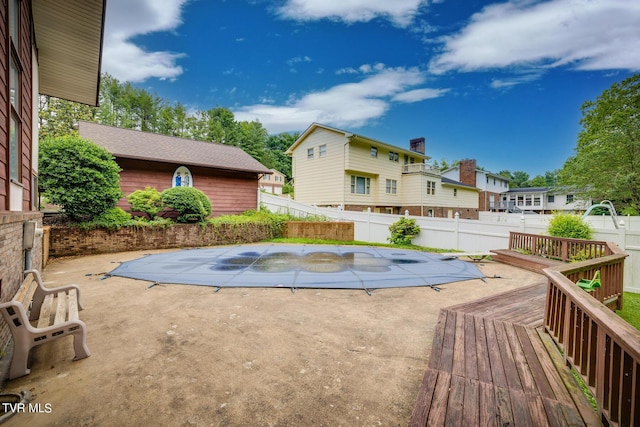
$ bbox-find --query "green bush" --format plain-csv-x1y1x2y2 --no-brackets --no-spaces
79,207,132,230
39,134,122,220
388,217,421,245
547,212,593,240
160,187,212,223
128,187,163,219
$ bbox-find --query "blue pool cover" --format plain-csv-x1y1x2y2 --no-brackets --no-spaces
109,244,485,291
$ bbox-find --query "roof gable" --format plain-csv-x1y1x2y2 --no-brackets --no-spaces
78,122,271,174
287,122,429,160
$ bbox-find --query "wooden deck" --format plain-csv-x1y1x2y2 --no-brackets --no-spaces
409,282,602,427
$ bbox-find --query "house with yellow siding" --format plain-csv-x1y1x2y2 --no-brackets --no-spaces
286,123,480,219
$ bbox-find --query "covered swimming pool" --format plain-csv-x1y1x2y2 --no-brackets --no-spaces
109,244,485,292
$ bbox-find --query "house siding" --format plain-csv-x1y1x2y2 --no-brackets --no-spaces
117,158,260,216
0,0,45,356
289,124,479,217
291,127,345,206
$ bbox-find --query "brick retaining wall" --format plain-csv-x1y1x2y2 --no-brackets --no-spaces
49,223,280,257
283,222,354,241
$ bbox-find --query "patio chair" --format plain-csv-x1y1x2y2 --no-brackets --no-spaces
576,270,601,292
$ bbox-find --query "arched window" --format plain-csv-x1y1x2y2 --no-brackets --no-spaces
172,166,193,188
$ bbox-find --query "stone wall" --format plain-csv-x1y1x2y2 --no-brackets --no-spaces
48,223,280,258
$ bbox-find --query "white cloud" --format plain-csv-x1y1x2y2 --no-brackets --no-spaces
277,0,429,27
490,73,543,89
102,0,188,82
392,88,449,102
233,66,447,133
430,0,640,74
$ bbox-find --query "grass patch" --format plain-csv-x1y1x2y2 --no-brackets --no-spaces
617,292,640,331
265,237,454,253
571,368,598,411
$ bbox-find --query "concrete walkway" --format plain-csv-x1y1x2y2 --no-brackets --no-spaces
1,248,544,426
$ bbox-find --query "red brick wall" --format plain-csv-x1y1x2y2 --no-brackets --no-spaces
0,212,43,348
48,222,280,258
116,158,260,216
459,159,477,187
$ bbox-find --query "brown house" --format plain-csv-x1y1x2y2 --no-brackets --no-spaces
0,1,105,350
78,121,272,216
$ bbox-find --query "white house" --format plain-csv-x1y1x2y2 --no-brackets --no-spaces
286,123,480,218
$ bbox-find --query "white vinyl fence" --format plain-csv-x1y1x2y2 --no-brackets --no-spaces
260,193,640,293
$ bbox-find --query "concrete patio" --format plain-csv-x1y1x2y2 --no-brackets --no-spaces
1,247,544,426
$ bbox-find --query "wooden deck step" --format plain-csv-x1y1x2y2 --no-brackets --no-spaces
446,282,547,327
410,283,601,427
491,249,564,274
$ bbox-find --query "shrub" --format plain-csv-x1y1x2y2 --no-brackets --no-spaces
80,207,132,230
388,218,421,245
160,187,212,223
128,187,163,219
547,212,593,240
39,134,122,220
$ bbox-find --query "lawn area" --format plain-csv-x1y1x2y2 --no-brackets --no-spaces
617,292,640,331
265,237,456,253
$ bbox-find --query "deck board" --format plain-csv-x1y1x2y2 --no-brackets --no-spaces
409,281,601,426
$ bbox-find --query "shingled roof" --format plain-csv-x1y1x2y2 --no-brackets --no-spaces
78,121,271,174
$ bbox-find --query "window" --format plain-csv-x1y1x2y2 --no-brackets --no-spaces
8,0,21,184
525,195,532,206
426,181,435,195
385,179,397,194
388,151,399,162
351,175,370,195
517,196,524,206
566,194,574,203
319,144,326,157
371,147,377,157
534,196,541,206
275,176,281,182
548,195,555,203
453,188,457,197
9,117,19,181
307,148,314,159
172,166,193,187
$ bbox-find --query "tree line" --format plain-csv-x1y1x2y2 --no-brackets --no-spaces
39,72,640,213
38,74,295,181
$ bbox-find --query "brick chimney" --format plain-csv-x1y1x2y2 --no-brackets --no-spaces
459,159,476,187
409,137,425,154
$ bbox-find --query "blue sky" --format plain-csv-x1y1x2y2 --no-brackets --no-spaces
101,0,639,177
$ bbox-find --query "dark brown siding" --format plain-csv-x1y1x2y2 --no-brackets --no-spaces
116,158,260,216
0,0,7,208
19,0,32,210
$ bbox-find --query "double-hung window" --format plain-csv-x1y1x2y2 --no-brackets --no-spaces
8,0,21,183
351,176,370,195
385,179,397,194
426,181,435,195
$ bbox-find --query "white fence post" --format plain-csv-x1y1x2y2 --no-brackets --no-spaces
367,207,372,242
520,215,526,232
454,212,460,250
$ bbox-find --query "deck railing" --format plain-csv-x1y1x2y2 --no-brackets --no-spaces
543,242,637,427
509,231,612,263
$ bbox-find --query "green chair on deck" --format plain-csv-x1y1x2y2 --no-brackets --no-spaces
576,270,601,292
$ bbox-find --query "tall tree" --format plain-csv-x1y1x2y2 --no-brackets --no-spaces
266,132,298,179
559,74,640,210
38,96,96,139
